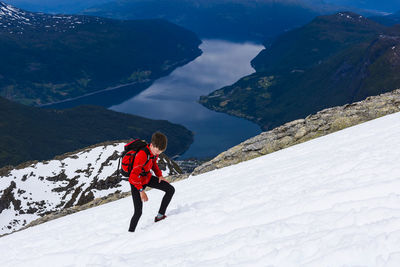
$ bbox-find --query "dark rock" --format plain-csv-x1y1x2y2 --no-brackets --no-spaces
0,181,17,213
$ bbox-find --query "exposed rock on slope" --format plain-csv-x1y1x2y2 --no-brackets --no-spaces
18,173,189,235
193,89,400,175
0,141,182,235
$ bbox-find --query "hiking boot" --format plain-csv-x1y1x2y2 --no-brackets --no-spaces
154,214,167,222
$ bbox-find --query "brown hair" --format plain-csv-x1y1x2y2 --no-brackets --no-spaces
151,131,168,151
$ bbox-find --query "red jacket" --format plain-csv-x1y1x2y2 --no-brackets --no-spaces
129,145,162,190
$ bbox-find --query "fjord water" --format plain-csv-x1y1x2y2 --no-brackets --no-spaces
46,40,264,159
110,40,264,159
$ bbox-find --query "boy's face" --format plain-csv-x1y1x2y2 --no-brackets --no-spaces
149,143,164,156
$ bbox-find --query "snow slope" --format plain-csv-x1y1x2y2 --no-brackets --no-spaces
1,112,400,266
0,142,180,235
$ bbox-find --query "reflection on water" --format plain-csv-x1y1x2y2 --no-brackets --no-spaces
111,40,264,159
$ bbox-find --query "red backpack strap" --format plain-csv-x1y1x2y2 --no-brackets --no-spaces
139,146,155,177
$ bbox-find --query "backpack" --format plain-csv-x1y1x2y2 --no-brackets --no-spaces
117,139,152,179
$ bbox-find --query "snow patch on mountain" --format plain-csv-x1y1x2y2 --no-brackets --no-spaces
0,1,104,34
0,2,28,20
335,11,371,23
0,142,180,235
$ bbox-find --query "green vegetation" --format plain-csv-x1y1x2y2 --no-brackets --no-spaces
200,12,400,130
0,14,201,106
0,97,193,168
125,70,152,83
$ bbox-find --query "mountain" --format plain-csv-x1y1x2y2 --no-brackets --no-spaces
324,0,400,13
3,0,112,14
200,12,400,130
0,109,399,265
0,141,182,235
370,11,400,26
82,0,324,42
0,96,193,167
0,2,202,105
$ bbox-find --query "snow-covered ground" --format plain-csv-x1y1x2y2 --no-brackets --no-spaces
1,112,400,266
0,142,179,235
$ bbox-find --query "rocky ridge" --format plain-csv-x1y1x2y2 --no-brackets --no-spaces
193,88,400,175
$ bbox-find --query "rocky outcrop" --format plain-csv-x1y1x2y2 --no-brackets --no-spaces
0,172,188,238
4,173,190,237
0,141,182,235
192,89,400,175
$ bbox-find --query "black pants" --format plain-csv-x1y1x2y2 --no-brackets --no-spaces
129,176,175,232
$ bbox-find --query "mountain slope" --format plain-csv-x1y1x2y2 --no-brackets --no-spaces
324,0,400,13
3,0,112,14
0,111,399,265
83,0,322,42
0,96,193,167
0,141,182,235
370,11,400,26
0,2,201,105
200,12,400,130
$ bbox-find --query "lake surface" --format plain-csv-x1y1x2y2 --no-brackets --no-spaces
110,40,264,159
46,39,264,159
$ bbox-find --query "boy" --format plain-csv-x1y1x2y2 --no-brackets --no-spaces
128,132,175,232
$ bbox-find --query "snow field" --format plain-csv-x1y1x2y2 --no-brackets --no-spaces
1,112,400,266
0,141,175,234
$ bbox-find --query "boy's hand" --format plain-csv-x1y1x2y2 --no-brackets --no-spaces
140,191,148,202
158,176,169,183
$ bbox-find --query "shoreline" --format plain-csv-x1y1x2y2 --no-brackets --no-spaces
37,55,202,108
37,79,152,108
